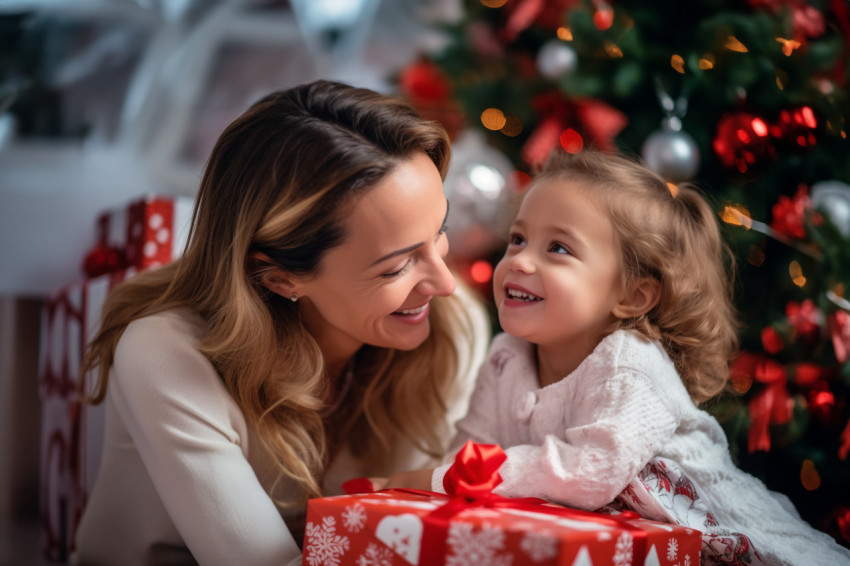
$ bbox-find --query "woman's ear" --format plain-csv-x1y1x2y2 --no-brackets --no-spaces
248,251,298,298
612,277,660,320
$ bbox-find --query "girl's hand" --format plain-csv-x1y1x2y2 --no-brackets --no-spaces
383,469,434,491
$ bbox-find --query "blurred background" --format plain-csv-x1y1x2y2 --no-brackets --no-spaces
1,0,848,563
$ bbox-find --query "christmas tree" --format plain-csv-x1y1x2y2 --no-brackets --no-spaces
398,0,850,546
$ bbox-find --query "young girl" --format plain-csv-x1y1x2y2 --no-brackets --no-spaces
385,150,850,565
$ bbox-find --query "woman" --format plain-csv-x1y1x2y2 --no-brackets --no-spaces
72,80,489,566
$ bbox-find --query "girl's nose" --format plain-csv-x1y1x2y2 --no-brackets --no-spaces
509,249,535,274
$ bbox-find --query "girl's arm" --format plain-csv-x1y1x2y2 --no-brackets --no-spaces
433,369,679,510
111,315,301,566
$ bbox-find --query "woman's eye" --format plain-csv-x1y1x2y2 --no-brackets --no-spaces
382,260,412,279
439,222,449,235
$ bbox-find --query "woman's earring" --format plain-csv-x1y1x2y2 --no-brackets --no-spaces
290,292,298,302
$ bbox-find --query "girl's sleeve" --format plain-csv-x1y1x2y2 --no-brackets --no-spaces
495,371,679,510
434,369,679,510
110,318,301,566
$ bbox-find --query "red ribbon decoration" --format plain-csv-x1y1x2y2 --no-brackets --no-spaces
414,441,650,565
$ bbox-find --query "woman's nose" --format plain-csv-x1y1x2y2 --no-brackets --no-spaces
418,248,456,297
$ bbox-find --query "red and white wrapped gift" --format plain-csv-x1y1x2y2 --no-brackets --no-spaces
38,268,135,561
303,443,701,566
93,193,193,273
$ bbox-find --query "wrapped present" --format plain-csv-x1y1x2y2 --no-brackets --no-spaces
83,194,193,276
39,268,135,560
303,443,701,566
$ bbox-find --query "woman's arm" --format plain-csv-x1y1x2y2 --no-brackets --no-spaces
111,314,301,566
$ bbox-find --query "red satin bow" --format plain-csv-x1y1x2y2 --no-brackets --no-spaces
442,441,507,498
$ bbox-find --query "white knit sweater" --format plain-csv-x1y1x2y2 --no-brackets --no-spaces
73,290,489,566
432,330,850,565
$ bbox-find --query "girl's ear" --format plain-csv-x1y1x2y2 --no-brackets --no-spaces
612,277,660,320
248,251,299,298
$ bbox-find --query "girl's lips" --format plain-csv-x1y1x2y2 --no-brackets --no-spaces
503,284,543,306
390,301,430,325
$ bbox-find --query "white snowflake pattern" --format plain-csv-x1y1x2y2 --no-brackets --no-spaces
356,542,394,566
684,554,691,566
445,522,513,566
519,530,558,562
612,532,633,566
667,537,679,561
304,516,351,566
342,503,367,533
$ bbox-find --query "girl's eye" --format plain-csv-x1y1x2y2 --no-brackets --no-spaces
508,233,526,246
382,259,413,279
549,242,570,254
439,222,449,235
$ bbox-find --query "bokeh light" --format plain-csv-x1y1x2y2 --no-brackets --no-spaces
481,108,507,131
560,129,584,153
470,260,494,284
801,459,821,491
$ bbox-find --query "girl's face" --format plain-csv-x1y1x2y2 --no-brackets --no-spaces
493,178,626,369
295,152,455,361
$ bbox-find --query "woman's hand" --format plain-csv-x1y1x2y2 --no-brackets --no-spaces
381,469,434,491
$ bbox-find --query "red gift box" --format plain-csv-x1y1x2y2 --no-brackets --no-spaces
303,490,701,566
303,443,701,566
38,268,135,561
89,194,193,274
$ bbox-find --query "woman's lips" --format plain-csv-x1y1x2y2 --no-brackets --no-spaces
390,301,430,324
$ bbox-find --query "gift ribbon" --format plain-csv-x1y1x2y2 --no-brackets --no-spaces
410,441,650,565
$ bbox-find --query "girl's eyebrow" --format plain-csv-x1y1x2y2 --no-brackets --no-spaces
369,200,449,267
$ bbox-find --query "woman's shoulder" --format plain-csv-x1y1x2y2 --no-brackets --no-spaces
113,308,215,389
122,308,204,343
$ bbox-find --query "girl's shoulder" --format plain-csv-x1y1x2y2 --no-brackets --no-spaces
591,330,678,383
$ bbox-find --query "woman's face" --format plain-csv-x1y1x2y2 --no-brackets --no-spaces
294,151,455,360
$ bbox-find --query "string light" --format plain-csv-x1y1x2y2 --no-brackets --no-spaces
671,54,685,74
789,260,807,287
724,35,749,53
800,459,821,491
604,42,623,58
480,0,507,8
721,206,822,260
698,54,715,70
501,115,523,137
557,27,573,41
481,108,507,130
748,245,766,267
666,182,679,197
776,37,801,56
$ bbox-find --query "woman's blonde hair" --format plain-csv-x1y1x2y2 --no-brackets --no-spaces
536,150,739,403
82,80,476,504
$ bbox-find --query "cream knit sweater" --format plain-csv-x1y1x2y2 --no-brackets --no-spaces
432,330,850,565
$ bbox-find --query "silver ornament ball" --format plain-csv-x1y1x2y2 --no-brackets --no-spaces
537,40,577,79
642,129,700,182
811,180,850,237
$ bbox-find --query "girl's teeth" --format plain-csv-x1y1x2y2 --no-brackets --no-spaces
508,289,541,301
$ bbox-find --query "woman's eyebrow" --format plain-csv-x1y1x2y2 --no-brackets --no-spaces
368,200,449,268
370,242,424,267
